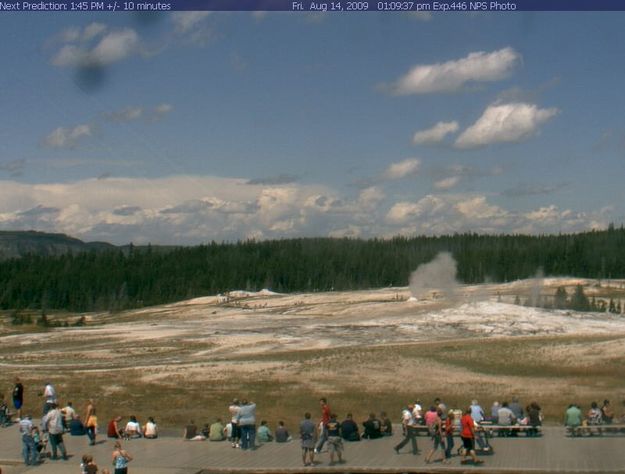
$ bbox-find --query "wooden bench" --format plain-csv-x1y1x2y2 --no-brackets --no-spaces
479,423,543,437
566,424,625,437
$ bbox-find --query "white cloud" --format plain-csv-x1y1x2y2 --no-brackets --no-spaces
412,121,459,145
106,106,143,122
455,102,559,149
434,176,461,190
383,158,421,180
171,12,211,33
0,176,612,244
152,103,173,120
390,47,520,95
52,28,139,67
43,124,92,149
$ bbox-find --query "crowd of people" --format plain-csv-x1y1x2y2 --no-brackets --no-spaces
4,377,625,471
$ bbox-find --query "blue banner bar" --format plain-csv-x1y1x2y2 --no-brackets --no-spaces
2,0,625,11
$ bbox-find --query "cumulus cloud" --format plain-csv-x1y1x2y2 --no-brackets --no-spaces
171,12,211,33
0,175,612,244
383,158,421,180
434,176,461,190
52,28,140,67
384,193,610,237
412,121,459,145
455,102,559,149
43,124,92,149
389,47,520,95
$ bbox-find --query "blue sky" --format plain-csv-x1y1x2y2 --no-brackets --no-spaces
1,11,624,244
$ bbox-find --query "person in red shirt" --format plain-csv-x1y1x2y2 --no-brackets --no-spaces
460,407,483,465
314,398,331,453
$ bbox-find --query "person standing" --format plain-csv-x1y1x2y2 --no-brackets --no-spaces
41,403,68,461
13,378,24,421
314,397,331,453
42,382,57,416
228,399,241,448
300,412,316,467
238,399,257,450
19,415,38,466
111,441,133,474
325,413,344,466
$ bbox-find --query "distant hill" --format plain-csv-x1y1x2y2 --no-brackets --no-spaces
0,230,115,260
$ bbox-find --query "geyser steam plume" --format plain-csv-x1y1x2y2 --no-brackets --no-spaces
409,252,458,300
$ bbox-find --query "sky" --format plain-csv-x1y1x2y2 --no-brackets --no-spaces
1,11,624,245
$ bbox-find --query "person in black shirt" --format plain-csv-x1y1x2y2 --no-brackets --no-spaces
13,377,24,421
362,413,382,439
340,413,360,441
325,414,344,465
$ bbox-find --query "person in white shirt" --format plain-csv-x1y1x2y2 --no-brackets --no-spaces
143,417,158,439
42,383,57,415
124,415,142,439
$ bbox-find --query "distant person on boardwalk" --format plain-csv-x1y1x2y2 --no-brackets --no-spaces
602,400,614,424
208,418,224,441
238,399,257,450
85,403,98,446
380,411,393,436
62,401,76,430
470,400,485,424
394,404,419,455
125,416,142,439
41,403,68,461
112,441,133,474
443,410,455,464
509,397,524,420
144,417,158,439
108,417,124,439
275,421,290,442
527,402,542,436
314,397,331,453
460,407,483,465
340,413,360,441
257,420,273,442
325,413,344,465
13,377,24,421
42,382,57,416
19,414,38,466
228,398,241,448
490,401,500,422
565,404,583,436
70,415,86,436
300,412,316,466
362,413,382,439
425,408,445,464
183,420,205,441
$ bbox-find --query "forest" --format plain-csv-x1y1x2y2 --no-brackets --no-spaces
1,225,625,312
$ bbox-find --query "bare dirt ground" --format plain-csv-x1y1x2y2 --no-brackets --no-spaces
1,278,625,429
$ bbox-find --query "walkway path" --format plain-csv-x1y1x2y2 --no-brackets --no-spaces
1,424,624,473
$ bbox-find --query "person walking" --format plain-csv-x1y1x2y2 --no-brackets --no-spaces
314,397,331,453
443,410,455,463
41,403,68,461
394,404,419,455
460,407,483,465
425,408,445,464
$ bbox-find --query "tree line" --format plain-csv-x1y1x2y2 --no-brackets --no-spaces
1,226,625,312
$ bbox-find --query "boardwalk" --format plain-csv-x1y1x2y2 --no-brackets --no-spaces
1,424,624,474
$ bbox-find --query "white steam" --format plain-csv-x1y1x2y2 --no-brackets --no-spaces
409,252,459,300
